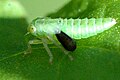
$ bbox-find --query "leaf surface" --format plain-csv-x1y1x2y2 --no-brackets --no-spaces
0,0,120,80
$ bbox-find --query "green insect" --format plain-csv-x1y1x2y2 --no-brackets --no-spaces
26,17,116,63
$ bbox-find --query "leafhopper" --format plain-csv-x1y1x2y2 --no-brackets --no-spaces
26,17,116,63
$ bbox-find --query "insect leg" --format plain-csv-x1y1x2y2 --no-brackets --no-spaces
25,39,53,63
24,39,43,55
41,38,53,64
47,34,74,61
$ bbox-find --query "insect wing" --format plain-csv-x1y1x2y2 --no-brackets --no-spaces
55,31,76,51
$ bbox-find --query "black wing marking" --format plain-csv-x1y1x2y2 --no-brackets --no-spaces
55,31,76,51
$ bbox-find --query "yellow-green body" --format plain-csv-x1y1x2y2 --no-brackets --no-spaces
26,17,116,63
28,17,116,39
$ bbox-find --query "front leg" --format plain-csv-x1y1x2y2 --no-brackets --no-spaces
25,39,53,64
24,39,43,55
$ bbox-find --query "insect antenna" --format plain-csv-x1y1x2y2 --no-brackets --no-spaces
24,32,30,36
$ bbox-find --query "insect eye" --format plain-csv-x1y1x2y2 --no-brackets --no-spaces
27,25,36,33
31,27,34,30
30,26,36,33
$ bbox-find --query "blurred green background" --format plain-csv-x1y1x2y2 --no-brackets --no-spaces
0,0,120,80
19,0,70,19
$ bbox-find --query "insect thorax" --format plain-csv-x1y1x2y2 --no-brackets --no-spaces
32,17,63,35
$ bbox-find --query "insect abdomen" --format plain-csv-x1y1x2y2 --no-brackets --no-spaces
60,18,116,39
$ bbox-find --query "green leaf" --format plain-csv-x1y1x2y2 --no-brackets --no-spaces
0,0,120,80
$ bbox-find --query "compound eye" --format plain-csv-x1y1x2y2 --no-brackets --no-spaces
27,25,36,33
